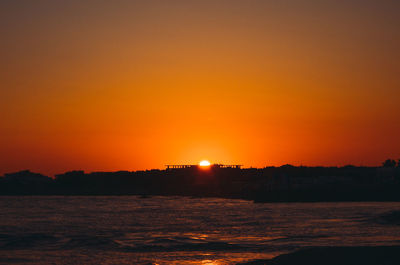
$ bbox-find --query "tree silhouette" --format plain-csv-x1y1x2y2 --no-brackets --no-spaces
383,159,396,168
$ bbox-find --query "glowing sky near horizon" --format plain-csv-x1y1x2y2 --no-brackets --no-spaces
1,0,400,175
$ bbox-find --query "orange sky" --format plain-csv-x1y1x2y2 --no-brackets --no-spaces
1,1,400,175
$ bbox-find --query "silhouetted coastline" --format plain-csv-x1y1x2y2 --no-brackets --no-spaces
1,163,400,202
237,246,400,265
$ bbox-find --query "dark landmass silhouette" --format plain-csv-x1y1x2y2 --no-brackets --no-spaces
372,210,400,225
237,246,400,265
1,163,400,202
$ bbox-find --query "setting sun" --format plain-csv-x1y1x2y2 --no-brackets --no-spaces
199,160,211,167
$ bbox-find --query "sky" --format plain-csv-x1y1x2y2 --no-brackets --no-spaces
1,0,399,175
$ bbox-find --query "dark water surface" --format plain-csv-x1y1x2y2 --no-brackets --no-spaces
0,196,399,264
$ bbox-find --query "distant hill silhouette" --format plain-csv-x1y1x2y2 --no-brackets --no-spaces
1,163,400,202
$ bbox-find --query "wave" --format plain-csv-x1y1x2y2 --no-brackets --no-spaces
0,257,34,264
0,233,60,250
374,211,400,225
0,233,262,252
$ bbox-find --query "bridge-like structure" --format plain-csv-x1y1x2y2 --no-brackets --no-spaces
165,165,196,169
165,164,242,170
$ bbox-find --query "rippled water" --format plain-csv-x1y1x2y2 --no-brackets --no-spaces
0,196,399,264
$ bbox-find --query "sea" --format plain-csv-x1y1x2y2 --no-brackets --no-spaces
0,196,399,265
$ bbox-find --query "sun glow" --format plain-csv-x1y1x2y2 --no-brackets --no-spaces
199,160,211,167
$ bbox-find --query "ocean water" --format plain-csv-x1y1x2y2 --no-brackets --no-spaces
0,196,399,265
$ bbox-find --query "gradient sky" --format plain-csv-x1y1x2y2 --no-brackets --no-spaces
1,0,400,175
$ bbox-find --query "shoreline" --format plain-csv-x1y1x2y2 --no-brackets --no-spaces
237,246,400,265
2,194,400,204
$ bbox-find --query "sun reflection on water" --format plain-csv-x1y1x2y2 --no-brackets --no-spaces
201,260,219,265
